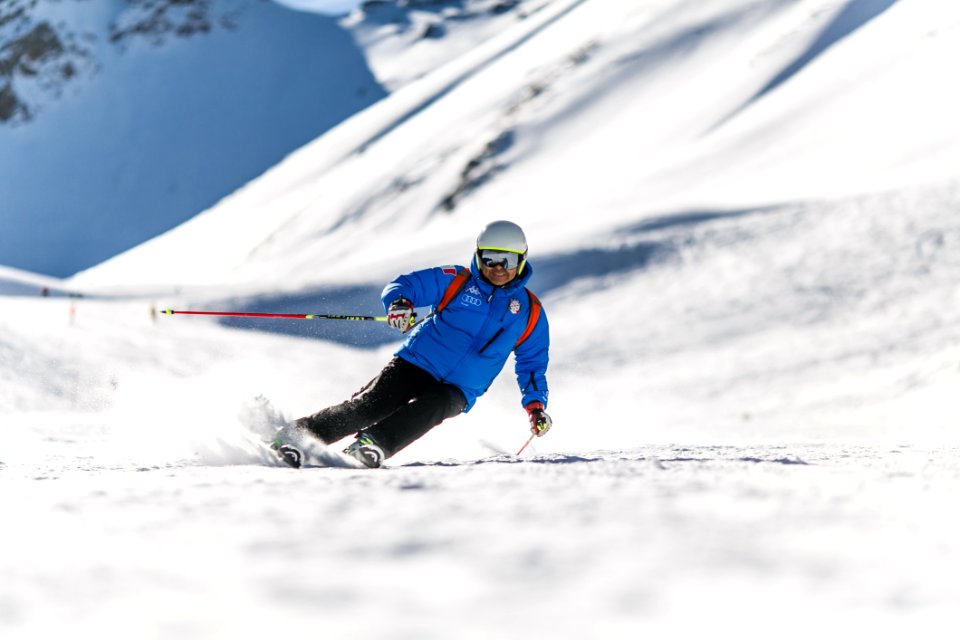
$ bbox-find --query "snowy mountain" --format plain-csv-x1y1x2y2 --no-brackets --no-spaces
3,0,960,635
0,0,550,278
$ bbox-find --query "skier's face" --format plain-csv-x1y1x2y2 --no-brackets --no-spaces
477,249,522,286
480,262,517,286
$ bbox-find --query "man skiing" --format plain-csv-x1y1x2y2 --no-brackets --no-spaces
273,220,551,468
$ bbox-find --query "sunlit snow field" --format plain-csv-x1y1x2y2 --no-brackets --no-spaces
3,0,960,636
5,432,960,637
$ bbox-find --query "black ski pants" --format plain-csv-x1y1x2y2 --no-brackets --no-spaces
294,356,467,459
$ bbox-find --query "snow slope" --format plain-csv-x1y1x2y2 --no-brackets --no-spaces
3,0,960,635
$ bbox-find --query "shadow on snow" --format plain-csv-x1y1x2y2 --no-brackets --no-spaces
526,206,769,297
397,451,810,468
709,0,900,131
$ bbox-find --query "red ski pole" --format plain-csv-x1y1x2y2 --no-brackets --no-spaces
162,309,388,322
516,433,536,456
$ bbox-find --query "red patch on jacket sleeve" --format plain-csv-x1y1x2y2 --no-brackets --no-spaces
441,267,457,275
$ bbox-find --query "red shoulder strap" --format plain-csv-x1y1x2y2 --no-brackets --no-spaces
436,272,541,348
435,268,472,314
514,289,542,349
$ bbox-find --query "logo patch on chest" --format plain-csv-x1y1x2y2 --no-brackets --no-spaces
509,298,522,314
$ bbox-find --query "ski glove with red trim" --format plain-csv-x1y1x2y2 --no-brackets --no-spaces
386,297,415,332
525,402,552,437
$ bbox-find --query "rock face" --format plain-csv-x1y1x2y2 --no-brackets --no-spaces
108,0,240,45
0,0,252,124
0,6,90,123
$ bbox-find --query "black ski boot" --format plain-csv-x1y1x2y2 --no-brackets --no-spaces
343,435,385,469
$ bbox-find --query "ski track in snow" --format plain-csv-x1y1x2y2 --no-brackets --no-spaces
2,438,959,636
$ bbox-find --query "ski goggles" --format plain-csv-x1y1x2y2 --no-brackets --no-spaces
478,249,522,270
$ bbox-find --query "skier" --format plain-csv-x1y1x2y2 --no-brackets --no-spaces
273,220,551,468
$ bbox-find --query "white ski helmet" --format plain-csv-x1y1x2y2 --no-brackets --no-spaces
476,220,528,273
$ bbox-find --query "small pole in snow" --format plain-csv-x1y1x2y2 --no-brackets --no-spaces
516,433,536,457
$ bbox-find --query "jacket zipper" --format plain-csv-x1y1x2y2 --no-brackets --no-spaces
438,278,501,378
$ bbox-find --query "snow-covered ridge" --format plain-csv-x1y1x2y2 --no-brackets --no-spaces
345,0,559,89
0,264,75,297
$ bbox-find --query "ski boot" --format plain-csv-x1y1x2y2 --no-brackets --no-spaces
271,423,308,469
274,443,303,468
343,434,385,469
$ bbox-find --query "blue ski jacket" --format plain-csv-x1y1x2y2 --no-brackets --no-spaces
381,259,550,412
